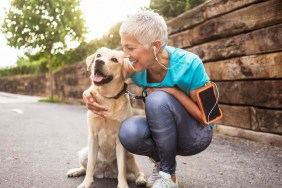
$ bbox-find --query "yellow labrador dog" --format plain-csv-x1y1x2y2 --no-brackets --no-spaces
67,47,146,188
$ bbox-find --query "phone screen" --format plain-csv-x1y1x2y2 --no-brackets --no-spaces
198,86,221,122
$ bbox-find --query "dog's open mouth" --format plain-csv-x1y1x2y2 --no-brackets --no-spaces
93,69,113,85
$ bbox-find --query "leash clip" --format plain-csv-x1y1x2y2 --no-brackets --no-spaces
126,87,147,103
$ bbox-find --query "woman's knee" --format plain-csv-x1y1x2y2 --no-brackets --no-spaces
119,116,149,153
145,91,173,112
178,128,213,156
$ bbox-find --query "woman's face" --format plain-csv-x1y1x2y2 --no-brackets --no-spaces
121,33,154,72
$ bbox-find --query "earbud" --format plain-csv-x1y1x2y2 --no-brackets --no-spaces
153,46,157,57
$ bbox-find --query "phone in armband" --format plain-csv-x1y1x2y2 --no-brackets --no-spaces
196,82,223,125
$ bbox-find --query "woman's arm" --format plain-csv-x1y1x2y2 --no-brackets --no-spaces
146,87,206,125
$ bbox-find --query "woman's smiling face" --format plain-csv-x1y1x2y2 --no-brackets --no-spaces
121,33,154,72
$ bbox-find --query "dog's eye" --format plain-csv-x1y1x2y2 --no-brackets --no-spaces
97,54,101,57
111,58,118,63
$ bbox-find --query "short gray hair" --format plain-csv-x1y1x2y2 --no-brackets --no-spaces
119,10,168,51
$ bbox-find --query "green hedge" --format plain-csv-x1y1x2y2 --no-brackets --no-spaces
0,61,48,77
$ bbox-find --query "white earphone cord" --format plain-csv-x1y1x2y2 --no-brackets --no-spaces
154,46,181,70
207,81,220,124
155,56,181,70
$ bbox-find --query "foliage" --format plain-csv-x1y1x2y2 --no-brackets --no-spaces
70,22,122,61
1,0,86,98
55,21,122,66
39,97,62,103
2,0,86,57
99,22,122,50
149,0,188,19
149,0,206,19
38,21,121,65
0,56,48,77
188,0,206,9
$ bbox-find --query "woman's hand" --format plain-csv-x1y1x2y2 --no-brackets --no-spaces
82,90,109,116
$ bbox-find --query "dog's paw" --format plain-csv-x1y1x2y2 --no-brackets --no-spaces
77,180,93,188
117,184,129,188
135,174,147,187
67,167,86,177
117,182,129,188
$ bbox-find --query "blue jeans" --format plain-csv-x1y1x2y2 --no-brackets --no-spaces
119,91,212,175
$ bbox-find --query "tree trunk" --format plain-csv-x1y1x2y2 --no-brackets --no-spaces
49,53,53,100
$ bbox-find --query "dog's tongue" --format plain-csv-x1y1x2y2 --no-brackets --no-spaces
93,73,104,82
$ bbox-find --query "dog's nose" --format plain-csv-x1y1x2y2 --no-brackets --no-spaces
95,59,105,65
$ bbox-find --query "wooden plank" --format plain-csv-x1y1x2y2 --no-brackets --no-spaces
167,0,263,34
187,24,282,61
204,52,282,80
217,104,282,135
169,0,282,47
204,0,265,20
168,30,192,49
217,104,253,130
195,0,282,45
167,5,206,34
256,108,282,135
217,80,282,109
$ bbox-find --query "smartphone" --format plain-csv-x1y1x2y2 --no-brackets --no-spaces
196,82,223,125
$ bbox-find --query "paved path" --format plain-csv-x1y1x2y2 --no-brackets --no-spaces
0,92,281,188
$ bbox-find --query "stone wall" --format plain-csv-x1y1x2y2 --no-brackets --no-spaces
0,0,281,136
0,62,90,104
53,61,90,104
0,74,48,96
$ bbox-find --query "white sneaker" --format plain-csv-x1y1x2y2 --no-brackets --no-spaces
146,161,161,187
152,171,178,188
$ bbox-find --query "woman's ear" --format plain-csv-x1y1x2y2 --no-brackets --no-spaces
152,40,162,53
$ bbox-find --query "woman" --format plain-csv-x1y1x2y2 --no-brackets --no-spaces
84,10,213,188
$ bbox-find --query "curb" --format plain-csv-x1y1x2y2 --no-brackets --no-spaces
214,124,282,148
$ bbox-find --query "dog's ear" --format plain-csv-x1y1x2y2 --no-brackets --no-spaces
122,57,135,79
86,54,95,71
117,50,134,79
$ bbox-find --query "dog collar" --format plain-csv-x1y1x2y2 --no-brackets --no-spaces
112,83,147,102
113,83,128,99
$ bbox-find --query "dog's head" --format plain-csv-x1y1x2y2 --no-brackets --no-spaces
86,47,133,86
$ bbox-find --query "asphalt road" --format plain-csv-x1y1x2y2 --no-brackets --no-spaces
0,92,281,188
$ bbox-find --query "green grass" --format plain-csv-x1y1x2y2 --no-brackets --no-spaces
39,97,63,103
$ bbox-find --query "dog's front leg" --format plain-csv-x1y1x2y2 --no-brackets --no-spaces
78,132,99,188
127,153,147,186
116,140,129,188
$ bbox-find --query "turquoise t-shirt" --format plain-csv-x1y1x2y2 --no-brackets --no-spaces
130,46,209,94
130,46,213,127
